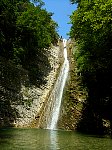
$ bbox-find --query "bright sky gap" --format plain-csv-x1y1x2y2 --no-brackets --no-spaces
31,0,77,39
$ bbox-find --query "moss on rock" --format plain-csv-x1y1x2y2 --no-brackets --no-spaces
57,39,87,130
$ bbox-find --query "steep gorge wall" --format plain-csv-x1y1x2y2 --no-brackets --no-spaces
15,44,63,127
0,41,63,127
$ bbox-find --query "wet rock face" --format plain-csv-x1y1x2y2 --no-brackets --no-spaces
57,40,87,130
0,43,62,127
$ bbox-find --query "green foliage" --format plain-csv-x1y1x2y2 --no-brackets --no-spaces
0,0,59,85
70,0,112,135
31,0,45,7
0,0,59,60
0,0,59,127
15,3,58,61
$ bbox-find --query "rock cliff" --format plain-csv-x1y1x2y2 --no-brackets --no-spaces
57,39,87,130
0,40,63,127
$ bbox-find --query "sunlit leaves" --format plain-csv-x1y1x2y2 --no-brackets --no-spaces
0,0,59,86
0,0,59,62
70,0,112,134
16,4,58,51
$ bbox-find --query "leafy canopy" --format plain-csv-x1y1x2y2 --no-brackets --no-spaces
69,0,112,134
0,0,59,85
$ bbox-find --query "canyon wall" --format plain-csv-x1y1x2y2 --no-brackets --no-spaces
0,40,64,127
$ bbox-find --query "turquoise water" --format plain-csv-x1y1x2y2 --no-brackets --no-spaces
0,128,111,150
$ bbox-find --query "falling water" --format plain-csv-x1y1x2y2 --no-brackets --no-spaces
47,39,69,130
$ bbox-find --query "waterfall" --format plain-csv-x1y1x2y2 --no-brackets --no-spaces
47,39,69,130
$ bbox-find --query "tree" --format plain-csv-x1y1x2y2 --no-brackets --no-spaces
70,0,112,135
0,0,59,85
0,0,59,126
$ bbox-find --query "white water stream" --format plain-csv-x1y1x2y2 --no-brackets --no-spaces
47,39,69,130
